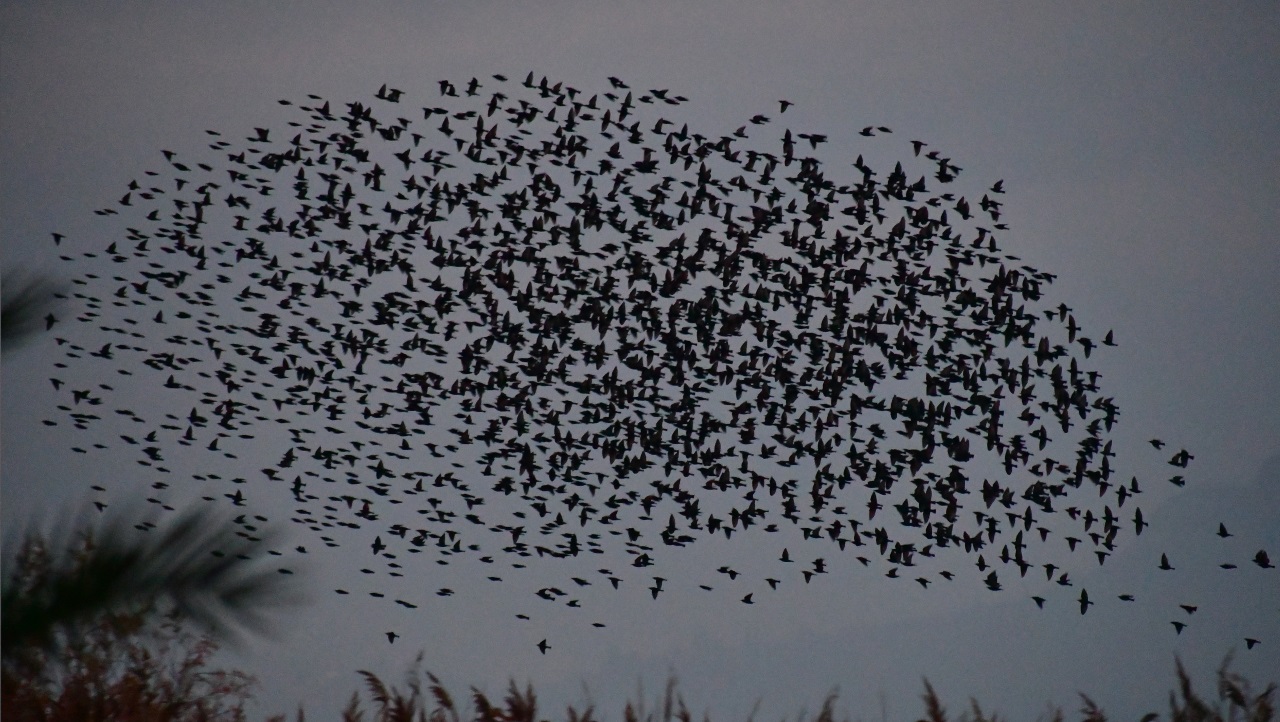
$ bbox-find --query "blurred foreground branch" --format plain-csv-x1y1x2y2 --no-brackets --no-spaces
2,506,305,669
1,272,66,352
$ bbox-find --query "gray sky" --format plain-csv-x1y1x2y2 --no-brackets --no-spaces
2,3,1278,720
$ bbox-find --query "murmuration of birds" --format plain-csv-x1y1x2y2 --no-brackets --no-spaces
41,74,1271,651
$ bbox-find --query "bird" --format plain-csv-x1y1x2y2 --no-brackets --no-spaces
38,74,1219,646
537,639,549,654
385,631,398,644
1159,554,1174,571
1133,508,1148,535
1245,638,1260,649
1217,523,1232,538
1171,621,1186,635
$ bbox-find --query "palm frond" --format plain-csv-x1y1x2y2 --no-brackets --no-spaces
2,503,305,665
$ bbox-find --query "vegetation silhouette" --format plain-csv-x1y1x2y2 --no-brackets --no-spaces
2,506,303,667
1,527,261,722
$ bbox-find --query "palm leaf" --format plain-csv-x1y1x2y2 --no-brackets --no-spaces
2,503,304,665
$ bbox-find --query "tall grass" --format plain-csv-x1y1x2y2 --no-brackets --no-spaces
262,655,1270,722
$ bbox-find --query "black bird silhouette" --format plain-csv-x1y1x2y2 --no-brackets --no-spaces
1078,588,1092,615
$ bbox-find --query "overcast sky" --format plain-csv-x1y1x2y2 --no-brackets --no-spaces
2,3,1278,720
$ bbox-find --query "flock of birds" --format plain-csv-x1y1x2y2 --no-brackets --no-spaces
39,74,1272,653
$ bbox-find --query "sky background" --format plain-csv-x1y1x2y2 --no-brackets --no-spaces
2,3,1278,720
